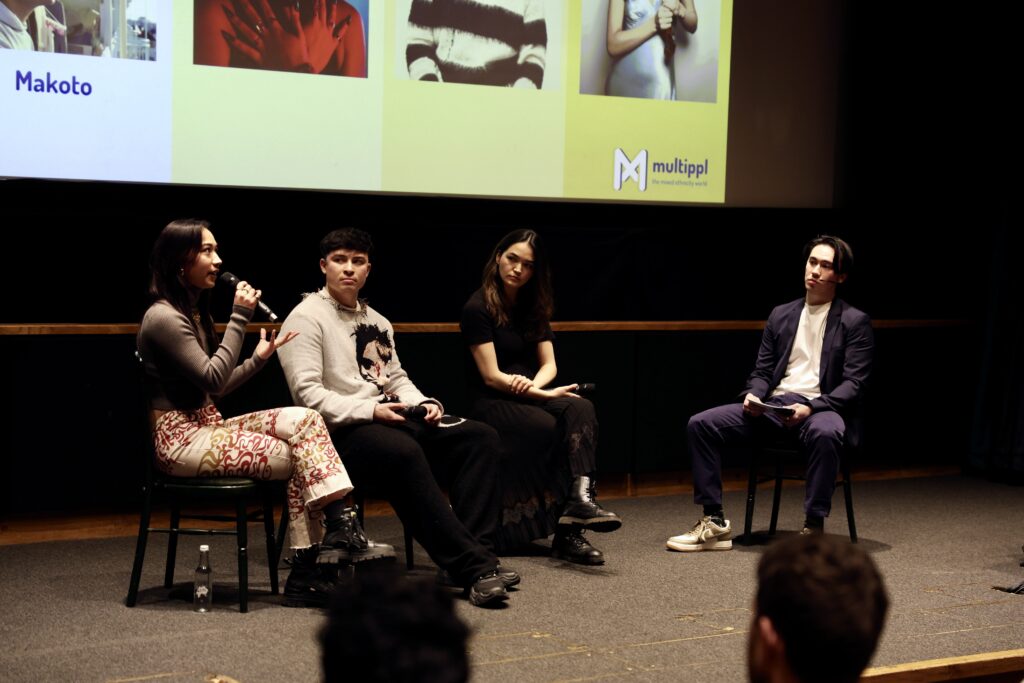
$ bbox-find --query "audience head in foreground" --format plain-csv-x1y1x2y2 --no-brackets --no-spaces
749,534,889,683
321,569,470,683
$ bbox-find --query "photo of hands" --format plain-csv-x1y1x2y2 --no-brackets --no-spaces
193,0,367,77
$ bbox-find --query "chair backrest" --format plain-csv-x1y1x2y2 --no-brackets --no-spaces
133,350,160,485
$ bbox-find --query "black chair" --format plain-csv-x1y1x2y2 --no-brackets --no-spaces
742,429,858,543
126,352,282,612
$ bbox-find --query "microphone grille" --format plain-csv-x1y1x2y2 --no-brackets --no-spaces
218,271,240,286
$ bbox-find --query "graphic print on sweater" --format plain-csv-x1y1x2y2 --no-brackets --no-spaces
353,323,394,390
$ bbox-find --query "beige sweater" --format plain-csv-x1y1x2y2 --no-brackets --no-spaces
278,290,440,430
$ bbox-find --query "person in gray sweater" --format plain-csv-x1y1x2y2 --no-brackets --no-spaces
138,219,393,609
278,228,515,607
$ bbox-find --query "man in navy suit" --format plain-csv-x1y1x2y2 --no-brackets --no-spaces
667,236,874,551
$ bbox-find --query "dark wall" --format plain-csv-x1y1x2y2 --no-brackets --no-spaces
0,183,986,325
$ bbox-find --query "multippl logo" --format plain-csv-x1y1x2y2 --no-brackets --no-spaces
613,148,709,191
613,148,648,191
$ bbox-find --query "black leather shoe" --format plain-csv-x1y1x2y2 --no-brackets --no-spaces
438,565,520,590
558,476,622,532
552,528,605,565
321,506,397,564
467,570,509,607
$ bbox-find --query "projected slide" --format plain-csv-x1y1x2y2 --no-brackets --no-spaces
0,0,733,204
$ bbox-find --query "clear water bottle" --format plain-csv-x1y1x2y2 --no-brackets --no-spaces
193,544,212,613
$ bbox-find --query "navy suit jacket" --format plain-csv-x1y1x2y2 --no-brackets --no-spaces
743,298,874,419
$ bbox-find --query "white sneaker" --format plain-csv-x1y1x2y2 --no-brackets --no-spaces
666,516,733,552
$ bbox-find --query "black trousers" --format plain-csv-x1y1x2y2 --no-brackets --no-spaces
331,416,501,585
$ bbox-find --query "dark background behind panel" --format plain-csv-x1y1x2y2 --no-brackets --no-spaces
0,0,1013,513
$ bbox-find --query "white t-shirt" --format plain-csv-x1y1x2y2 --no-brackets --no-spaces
772,301,832,400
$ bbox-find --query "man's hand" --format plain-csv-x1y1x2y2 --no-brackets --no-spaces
421,402,443,425
373,403,407,423
782,403,812,427
743,393,766,416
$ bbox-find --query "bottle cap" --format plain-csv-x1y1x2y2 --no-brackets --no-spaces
199,544,210,552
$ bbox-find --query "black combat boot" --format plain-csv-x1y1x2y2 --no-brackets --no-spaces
557,475,622,532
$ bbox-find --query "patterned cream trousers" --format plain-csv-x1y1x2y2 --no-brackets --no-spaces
153,404,352,548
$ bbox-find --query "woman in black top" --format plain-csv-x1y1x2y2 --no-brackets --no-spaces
460,229,621,564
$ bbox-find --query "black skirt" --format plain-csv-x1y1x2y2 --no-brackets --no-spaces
471,395,598,554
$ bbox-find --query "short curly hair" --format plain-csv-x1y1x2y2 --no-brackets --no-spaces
319,228,374,259
320,569,470,683
756,534,888,683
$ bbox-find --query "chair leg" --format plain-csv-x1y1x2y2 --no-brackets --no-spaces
164,501,181,588
404,526,415,570
236,497,249,613
275,497,289,568
842,462,858,543
743,452,759,542
126,486,153,607
261,487,279,595
768,456,784,536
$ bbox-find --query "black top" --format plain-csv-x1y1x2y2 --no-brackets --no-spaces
460,288,554,398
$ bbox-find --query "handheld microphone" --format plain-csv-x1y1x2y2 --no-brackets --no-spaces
395,405,428,421
218,272,279,322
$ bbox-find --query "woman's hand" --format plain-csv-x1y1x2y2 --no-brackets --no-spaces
656,4,675,30
255,327,299,360
223,0,346,73
542,384,580,400
304,0,350,74
507,374,534,396
233,280,261,309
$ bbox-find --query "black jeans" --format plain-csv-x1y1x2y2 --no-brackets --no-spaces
331,416,501,585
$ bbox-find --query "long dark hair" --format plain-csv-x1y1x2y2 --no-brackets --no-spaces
147,219,217,352
481,229,553,337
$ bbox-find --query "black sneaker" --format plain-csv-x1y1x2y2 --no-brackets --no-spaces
437,565,521,590
467,570,509,607
552,528,605,565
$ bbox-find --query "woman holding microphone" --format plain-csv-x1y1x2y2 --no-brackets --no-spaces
138,219,390,607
